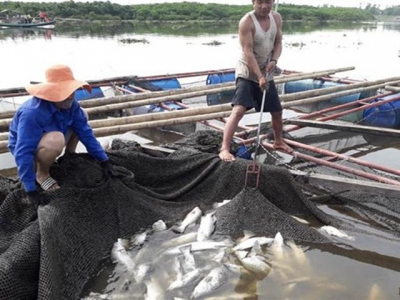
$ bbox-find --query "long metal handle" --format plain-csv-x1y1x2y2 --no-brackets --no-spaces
253,72,268,162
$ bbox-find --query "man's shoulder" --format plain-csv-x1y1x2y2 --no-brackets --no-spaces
271,11,283,23
239,12,255,28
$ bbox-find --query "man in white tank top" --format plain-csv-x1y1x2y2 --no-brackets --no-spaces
219,0,292,161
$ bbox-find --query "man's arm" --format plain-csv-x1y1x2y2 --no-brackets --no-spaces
239,15,264,81
267,11,283,74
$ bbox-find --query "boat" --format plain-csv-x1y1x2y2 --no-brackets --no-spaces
0,9,56,29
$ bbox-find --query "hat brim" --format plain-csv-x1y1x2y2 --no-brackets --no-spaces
25,80,92,102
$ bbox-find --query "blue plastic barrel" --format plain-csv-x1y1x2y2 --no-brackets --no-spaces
206,72,235,106
74,87,104,101
284,79,323,94
125,78,181,93
362,93,400,128
148,78,181,90
320,81,361,104
206,72,235,85
284,79,361,104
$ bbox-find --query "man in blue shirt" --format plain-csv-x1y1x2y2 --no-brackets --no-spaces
8,64,117,210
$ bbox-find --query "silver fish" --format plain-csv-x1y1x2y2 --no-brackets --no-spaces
290,215,310,224
167,268,202,291
248,240,263,257
152,219,167,232
111,239,135,272
233,236,274,251
144,277,165,300
179,244,196,273
319,225,355,240
159,232,197,250
131,231,147,247
197,213,216,242
212,199,231,209
237,255,271,277
134,262,154,283
173,206,202,233
191,266,228,299
164,241,228,256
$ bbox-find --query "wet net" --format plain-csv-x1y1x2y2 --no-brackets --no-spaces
0,131,399,299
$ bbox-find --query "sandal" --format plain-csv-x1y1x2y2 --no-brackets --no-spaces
39,177,58,191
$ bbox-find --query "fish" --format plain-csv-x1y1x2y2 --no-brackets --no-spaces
233,236,274,251
236,254,271,277
290,215,310,224
133,262,154,283
248,240,263,257
152,219,167,232
173,206,202,233
144,277,165,300
212,199,231,209
191,266,228,299
131,231,148,247
269,232,285,261
236,230,256,243
163,241,229,256
212,248,227,263
197,213,216,242
319,225,355,241
159,232,197,250
167,268,202,291
111,239,136,272
179,244,196,273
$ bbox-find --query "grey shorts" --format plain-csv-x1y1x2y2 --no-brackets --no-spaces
231,77,282,112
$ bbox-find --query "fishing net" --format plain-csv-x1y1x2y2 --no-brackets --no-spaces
0,130,399,299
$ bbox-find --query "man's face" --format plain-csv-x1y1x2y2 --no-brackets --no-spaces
55,92,74,110
253,0,274,16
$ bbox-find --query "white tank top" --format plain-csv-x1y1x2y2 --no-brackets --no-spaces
236,11,277,82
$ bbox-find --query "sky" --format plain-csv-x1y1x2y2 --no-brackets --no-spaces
16,0,400,8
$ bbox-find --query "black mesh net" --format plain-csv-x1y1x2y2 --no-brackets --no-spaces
0,131,399,299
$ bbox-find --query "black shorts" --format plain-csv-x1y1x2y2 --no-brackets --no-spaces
231,77,282,113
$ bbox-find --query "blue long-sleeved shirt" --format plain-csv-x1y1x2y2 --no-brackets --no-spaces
8,97,108,192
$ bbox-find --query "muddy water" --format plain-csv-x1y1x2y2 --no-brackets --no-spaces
80,199,399,299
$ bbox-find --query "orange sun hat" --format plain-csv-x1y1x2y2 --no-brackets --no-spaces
25,65,92,102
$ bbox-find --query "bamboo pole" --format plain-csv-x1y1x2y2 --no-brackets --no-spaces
0,66,355,121
260,141,400,186
285,139,400,178
281,80,400,108
385,85,400,93
281,76,400,102
88,104,234,129
0,110,257,152
91,111,237,137
81,68,356,114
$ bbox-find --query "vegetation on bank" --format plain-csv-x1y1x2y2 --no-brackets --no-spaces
1,1,393,23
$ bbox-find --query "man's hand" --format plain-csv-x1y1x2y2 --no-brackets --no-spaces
258,75,268,91
101,160,118,179
27,190,47,211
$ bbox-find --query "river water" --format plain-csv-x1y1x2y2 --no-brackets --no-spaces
1,21,400,299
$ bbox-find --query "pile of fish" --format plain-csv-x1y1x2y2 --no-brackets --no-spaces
83,201,369,300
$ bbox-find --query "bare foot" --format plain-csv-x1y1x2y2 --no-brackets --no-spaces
273,142,294,154
219,149,236,162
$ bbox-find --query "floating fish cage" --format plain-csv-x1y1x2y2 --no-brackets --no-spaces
284,79,376,123
362,93,400,128
205,72,235,106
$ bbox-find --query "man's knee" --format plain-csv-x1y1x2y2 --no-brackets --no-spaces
38,131,65,153
230,106,247,120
